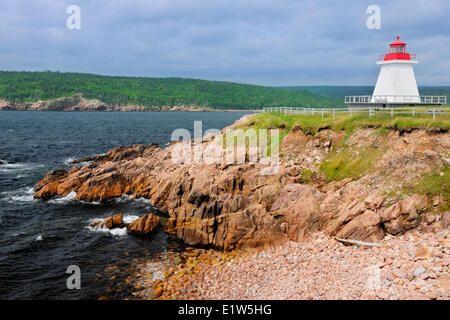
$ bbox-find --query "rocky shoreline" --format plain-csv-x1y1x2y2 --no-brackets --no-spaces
32,113,450,299
133,228,449,300
0,94,257,112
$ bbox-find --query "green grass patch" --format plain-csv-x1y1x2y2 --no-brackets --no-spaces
236,112,450,135
408,167,450,210
300,169,314,184
319,145,385,181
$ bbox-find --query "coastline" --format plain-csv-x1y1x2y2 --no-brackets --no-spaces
0,94,261,113
31,112,450,300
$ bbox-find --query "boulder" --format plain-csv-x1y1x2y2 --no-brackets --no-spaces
127,214,160,236
381,195,426,234
271,184,322,212
364,193,384,210
34,168,69,200
90,213,124,229
335,210,384,242
285,203,321,242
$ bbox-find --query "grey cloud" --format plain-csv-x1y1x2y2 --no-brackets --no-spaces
0,0,448,85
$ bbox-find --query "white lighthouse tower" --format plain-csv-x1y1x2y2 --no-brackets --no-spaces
345,37,446,107
372,36,420,103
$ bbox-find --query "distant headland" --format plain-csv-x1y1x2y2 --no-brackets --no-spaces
0,71,337,111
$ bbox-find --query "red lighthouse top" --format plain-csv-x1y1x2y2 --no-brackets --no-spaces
379,36,416,61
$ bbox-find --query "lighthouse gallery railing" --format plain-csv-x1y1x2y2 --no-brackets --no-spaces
344,95,447,105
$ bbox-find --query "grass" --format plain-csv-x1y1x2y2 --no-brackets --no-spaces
236,112,450,136
234,111,450,182
300,168,314,184
408,166,450,211
319,145,386,181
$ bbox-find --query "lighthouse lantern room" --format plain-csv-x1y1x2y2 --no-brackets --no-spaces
345,36,447,107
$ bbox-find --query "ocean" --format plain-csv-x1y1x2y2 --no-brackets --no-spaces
0,111,250,299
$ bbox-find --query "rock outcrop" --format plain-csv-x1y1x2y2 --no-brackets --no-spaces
0,94,216,112
33,115,450,250
127,214,160,236
90,213,124,229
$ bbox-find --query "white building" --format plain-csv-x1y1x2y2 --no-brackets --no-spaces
372,36,420,103
345,36,446,107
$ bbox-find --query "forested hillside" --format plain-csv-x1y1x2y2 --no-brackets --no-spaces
0,71,338,110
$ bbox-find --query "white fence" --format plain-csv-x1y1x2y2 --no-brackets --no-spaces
345,95,447,105
262,107,450,120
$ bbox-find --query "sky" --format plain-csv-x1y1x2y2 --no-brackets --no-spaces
0,0,449,86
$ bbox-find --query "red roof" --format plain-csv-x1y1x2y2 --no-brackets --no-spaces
390,36,406,47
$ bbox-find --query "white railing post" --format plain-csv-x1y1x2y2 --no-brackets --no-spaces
412,108,415,117
433,108,436,120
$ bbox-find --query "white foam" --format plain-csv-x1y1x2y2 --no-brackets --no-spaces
63,157,76,166
47,190,77,204
35,235,43,241
123,215,139,224
1,186,35,203
0,162,44,172
63,156,93,167
86,214,139,237
113,194,134,203
87,224,128,237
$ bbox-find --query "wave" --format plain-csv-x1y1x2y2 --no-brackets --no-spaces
63,156,93,167
0,162,44,173
47,191,77,204
1,186,35,203
63,157,76,166
113,194,152,205
86,214,139,237
35,235,43,241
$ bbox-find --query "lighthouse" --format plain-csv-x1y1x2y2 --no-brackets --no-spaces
345,37,446,107
372,36,420,103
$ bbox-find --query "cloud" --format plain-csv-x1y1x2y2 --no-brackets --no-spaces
0,0,448,85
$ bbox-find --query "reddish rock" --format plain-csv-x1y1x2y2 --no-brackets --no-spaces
441,212,450,228
364,193,384,210
335,210,384,242
127,214,160,236
381,194,427,235
415,246,433,259
33,116,449,250
90,213,124,229
34,168,69,200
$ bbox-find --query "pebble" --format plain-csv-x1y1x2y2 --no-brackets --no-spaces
414,267,426,277
134,230,449,300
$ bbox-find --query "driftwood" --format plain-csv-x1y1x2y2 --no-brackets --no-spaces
334,237,383,247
